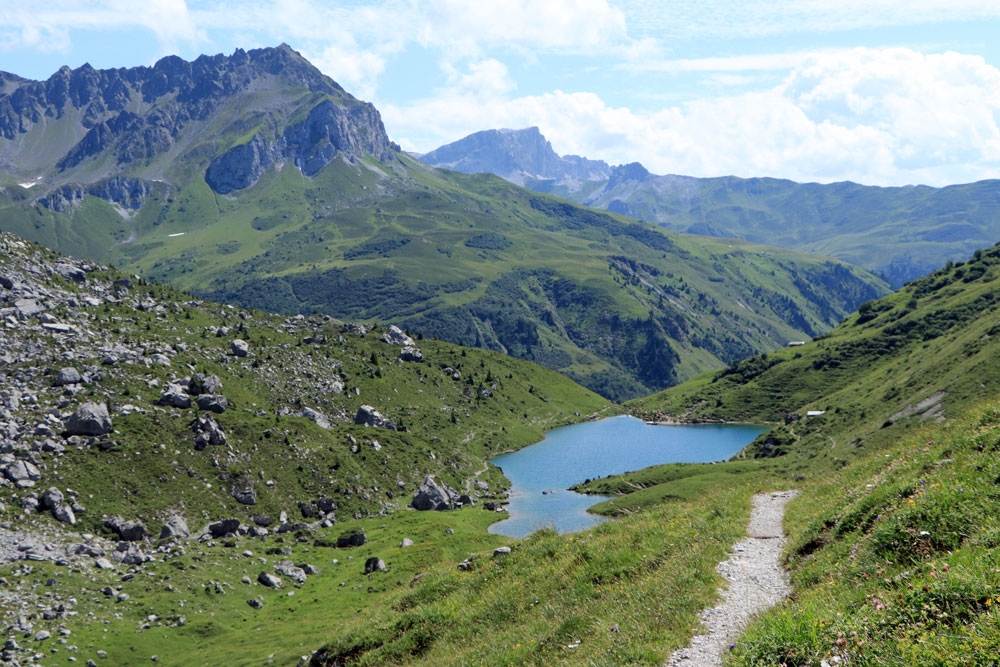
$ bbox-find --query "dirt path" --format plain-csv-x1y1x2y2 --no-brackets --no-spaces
665,490,798,666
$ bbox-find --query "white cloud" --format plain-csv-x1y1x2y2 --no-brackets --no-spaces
0,0,197,55
385,47,1000,186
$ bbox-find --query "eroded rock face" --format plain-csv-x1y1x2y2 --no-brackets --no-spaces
65,402,112,436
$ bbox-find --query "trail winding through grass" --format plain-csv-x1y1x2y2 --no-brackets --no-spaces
665,490,798,666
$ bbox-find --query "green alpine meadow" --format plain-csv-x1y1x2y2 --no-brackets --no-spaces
1,34,1000,667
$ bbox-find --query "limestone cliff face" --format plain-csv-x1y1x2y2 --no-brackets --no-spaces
420,127,610,185
0,44,399,199
205,98,398,194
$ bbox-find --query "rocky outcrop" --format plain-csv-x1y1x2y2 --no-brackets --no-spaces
411,475,461,511
354,405,396,430
64,402,112,436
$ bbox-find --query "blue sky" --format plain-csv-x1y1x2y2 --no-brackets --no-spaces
2,1,1000,186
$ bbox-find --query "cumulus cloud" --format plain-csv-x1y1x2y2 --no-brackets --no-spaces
386,47,1000,186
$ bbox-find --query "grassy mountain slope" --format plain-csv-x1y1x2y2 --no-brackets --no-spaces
423,127,1000,287
0,48,888,401
629,242,1000,468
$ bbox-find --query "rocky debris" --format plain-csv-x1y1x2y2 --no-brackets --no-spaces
275,561,307,584
363,557,387,574
231,338,250,357
457,559,472,571
380,325,414,346
257,572,283,589
64,402,112,436
335,528,366,548
411,475,460,511
192,414,227,449
188,373,223,395
399,346,424,362
196,394,228,413
208,519,240,538
104,516,148,542
231,485,257,505
15,298,45,317
354,405,396,430
301,407,330,429
157,383,192,409
159,514,190,540
53,367,83,386
341,323,368,336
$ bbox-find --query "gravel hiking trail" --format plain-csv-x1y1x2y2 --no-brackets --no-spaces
665,490,799,666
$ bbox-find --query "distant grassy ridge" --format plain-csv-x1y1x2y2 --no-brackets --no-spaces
629,242,1000,468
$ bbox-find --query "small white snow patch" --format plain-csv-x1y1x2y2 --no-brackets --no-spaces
167,233,186,237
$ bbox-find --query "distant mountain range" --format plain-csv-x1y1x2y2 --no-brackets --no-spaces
421,127,1000,286
0,46,886,400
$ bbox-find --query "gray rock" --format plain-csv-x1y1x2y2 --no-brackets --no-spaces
94,558,114,570
65,402,112,436
341,323,368,336
196,394,228,414
257,572,283,589
40,487,64,510
208,518,240,538
192,414,226,448
301,407,330,429
411,475,459,511
52,504,77,525
247,598,263,609
15,299,44,317
0,275,13,289
380,325,415,346
52,263,86,282
53,367,82,386
232,485,257,505
274,561,307,584
301,564,320,575
252,515,273,527
335,528,367,548
149,353,171,366
157,384,192,409
493,546,512,556
354,405,396,430
188,374,222,395
231,339,250,357
363,557,387,574
400,538,414,548
5,460,41,483
159,514,189,540
105,516,147,541
399,346,424,362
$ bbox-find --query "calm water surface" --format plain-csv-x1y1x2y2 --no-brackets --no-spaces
488,415,766,538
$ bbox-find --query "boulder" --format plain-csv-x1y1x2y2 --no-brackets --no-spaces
411,475,459,511
65,402,112,436
274,561,307,584
335,528,367,548
192,414,227,448
354,405,396,430
247,598,263,609
196,394,228,414
208,518,240,538
53,367,82,387
399,346,424,362
40,487,64,510
5,460,41,483
188,373,222,395
52,504,76,526
301,407,330,429
105,516,147,541
380,325,414,346
157,383,192,409
493,546,512,556
232,485,257,505
0,275,13,289
257,572,283,589
52,263,86,282
231,339,250,357
252,515,273,527
400,538,414,548
363,557,387,574
159,514,190,540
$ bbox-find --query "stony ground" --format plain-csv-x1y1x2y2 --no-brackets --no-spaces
665,490,798,667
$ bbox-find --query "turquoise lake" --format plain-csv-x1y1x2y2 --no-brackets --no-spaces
488,415,767,538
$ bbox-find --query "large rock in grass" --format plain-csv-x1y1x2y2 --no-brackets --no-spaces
159,513,190,540
196,394,228,414
157,383,192,409
335,528,367,548
53,367,82,386
4,460,41,483
411,475,459,511
188,373,222,395
105,515,147,541
231,339,250,357
65,402,112,436
380,325,414,346
363,557,387,574
354,405,396,430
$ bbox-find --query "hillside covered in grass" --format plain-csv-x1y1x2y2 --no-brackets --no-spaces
0,47,887,400
629,242,1000,468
